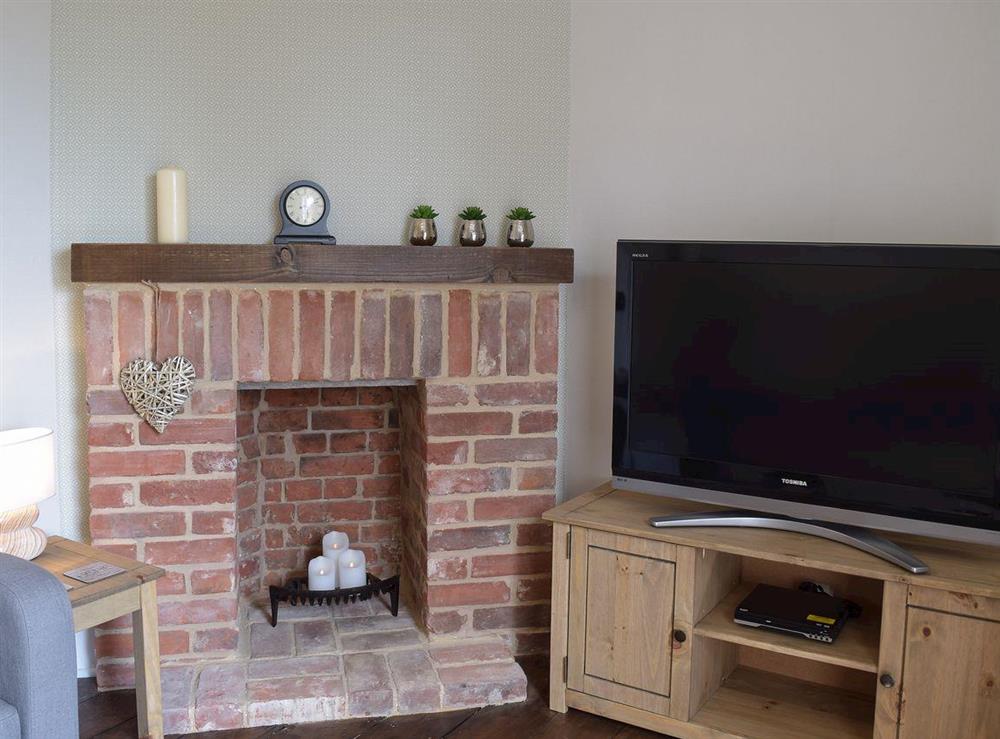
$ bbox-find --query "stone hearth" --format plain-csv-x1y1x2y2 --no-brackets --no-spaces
178,599,526,730
82,283,559,732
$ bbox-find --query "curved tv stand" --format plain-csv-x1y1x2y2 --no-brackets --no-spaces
649,511,929,574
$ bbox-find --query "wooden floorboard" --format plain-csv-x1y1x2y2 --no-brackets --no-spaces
79,686,142,738
77,656,661,739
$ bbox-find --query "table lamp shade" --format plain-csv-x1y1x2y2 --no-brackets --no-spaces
0,427,55,559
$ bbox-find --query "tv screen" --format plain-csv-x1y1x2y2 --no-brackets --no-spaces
613,241,1000,540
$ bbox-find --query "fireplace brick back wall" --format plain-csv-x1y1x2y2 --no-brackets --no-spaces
235,386,403,597
83,283,559,686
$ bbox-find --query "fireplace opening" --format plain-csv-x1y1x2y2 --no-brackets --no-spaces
234,383,427,633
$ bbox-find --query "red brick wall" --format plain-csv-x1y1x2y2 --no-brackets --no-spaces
84,284,559,686
398,385,429,632
235,386,402,596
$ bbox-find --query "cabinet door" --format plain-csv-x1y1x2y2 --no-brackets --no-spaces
567,528,677,714
898,608,1000,739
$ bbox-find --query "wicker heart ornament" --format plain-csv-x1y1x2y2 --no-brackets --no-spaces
120,356,196,433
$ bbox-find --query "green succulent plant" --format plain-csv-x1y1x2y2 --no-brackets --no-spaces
506,207,535,221
409,205,439,219
459,206,487,221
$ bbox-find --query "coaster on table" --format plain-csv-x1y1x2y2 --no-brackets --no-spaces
64,562,126,584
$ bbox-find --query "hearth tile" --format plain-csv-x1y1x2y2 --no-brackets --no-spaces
331,597,374,618
340,628,424,653
438,661,527,708
162,707,190,736
388,650,442,713
160,664,197,733
246,696,346,726
250,622,293,658
346,689,394,718
294,619,336,654
194,662,247,729
160,664,197,710
344,652,395,717
194,704,244,732
247,654,342,679
428,638,511,665
195,662,247,706
244,602,271,623
396,684,441,714
247,675,344,702
370,596,397,615
335,611,416,634
344,652,392,691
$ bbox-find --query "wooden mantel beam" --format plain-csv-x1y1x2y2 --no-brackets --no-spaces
70,243,574,284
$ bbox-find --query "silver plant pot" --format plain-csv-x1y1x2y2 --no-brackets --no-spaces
507,219,534,247
409,218,437,246
459,219,487,247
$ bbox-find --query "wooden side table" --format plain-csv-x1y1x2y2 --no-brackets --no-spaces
35,536,166,739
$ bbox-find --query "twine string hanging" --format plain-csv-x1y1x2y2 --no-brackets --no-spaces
141,279,161,361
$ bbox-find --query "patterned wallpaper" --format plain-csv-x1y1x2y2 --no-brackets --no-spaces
51,0,570,540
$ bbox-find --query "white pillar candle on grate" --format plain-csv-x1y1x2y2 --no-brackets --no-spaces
338,549,366,589
322,530,350,574
307,555,336,591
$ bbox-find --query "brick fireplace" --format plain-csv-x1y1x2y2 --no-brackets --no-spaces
82,282,560,732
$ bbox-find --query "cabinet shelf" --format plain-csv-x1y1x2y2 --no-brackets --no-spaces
694,582,880,673
693,667,875,739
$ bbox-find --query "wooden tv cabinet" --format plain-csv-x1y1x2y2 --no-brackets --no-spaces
543,483,1000,739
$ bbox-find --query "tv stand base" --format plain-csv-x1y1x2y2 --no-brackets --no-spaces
544,484,1000,738
649,510,929,573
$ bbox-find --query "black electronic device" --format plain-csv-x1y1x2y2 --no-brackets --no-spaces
734,583,849,643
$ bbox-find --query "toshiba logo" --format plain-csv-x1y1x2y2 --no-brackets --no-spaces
781,478,808,487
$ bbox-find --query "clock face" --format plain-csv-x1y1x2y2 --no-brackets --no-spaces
284,186,326,226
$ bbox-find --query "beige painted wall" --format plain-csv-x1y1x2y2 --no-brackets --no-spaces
564,0,1000,499
50,0,571,542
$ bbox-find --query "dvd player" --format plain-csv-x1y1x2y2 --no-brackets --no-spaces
734,584,849,643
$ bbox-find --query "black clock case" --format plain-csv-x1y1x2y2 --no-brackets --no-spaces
274,180,337,244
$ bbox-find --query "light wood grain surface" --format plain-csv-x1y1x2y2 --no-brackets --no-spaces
34,537,165,738
567,527,675,715
873,581,907,739
898,608,1000,738
546,484,1000,738
693,667,875,739
545,486,1000,598
34,535,165,609
694,582,880,673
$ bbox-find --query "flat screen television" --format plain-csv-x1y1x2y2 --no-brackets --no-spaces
613,240,1000,546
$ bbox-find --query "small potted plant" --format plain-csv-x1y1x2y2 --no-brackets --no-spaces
506,207,535,247
458,206,487,246
409,205,439,246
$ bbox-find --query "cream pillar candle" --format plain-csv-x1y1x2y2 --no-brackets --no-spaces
338,549,366,589
156,166,188,243
307,555,336,591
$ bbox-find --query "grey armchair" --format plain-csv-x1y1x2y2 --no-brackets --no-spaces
0,552,78,739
